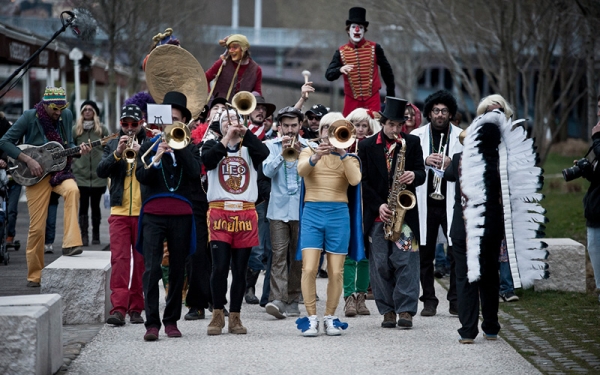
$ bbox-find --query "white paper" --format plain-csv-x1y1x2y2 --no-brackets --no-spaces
147,104,172,125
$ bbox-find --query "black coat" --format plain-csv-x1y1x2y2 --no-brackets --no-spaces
135,140,201,203
358,131,426,242
97,129,149,207
584,131,600,227
445,152,464,241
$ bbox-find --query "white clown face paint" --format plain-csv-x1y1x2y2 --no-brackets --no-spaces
349,23,365,43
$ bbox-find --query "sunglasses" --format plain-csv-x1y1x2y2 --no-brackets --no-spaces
48,103,69,111
307,115,321,121
120,120,142,128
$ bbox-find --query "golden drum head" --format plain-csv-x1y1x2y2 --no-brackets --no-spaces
145,44,208,119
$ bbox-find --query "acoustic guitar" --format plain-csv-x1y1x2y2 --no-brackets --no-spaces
7,133,118,186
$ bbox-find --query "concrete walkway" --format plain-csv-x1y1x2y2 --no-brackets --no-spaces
68,278,540,374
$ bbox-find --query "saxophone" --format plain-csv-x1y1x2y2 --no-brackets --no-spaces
383,136,417,242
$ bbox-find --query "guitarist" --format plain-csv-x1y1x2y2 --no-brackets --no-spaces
0,87,91,288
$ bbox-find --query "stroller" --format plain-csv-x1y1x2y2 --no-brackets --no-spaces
0,169,10,265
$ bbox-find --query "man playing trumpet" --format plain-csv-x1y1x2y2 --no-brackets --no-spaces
263,107,316,319
97,104,148,327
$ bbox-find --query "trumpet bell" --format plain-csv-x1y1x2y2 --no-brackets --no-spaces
328,119,356,149
282,147,300,162
231,91,257,115
164,121,191,149
123,149,137,163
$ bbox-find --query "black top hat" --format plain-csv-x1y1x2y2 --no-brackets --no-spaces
253,94,276,118
379,97,408,123
346,7,369,27
163,91,192,123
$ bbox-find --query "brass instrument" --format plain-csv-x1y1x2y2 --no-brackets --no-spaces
429,133,446,200
141,121,191,169
230,91,256,116
327,119,356,149
383,136,417,242
145,44,208,118
282,135,299,162
123,131,137,163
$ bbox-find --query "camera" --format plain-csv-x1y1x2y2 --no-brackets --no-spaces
563,158,592,182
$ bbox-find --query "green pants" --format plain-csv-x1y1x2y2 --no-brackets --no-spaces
343,257,370,297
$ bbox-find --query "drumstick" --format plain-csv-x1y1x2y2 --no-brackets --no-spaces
302,70,311,84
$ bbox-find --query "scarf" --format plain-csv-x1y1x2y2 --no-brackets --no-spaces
248,123,265,140
83,120,94,130
35,103,75,187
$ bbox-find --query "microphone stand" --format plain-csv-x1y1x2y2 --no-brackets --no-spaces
0,11,76,95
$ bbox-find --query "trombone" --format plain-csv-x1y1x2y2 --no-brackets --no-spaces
327,119,356,149
429,133,446,200
141,121,191,169
228,91,256,127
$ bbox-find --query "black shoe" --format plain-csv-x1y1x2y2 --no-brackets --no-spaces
244,288,259,304
500,291,519,302
129,311,144,324
434,267,445,279
27,281,41,288
106,311,126,326
449,303,458,316
420,305,437,317
317,269,328,278
184,307,205,320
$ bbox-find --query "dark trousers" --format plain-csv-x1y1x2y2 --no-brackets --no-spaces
419,205,456,308
142,214,192,329
454,237,501,339
78,186,105,219
6,182,21,238
210,241,251,313
185,202,212,309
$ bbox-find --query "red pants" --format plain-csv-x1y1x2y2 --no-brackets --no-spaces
342,93,381,117
108,215,145,315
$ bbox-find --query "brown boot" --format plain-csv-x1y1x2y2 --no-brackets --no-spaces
344,294,357,317
207,309,225,335
228,312,247,334
356,292,371,315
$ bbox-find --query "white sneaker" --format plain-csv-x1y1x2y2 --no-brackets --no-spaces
324,315,341,336
44,244,53,254
303,315,319,337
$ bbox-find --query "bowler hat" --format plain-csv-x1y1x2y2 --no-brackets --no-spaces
346,7,369,27
163,91,192,123
380,97,408,123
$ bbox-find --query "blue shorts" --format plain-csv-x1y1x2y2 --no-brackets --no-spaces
300,202,350,254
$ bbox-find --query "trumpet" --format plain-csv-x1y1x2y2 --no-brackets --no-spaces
328,119,356,149
141,121,191,169
282,134,300,162
123,131,137,163
429,133,446,200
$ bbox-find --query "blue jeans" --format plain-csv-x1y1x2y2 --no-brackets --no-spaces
499,261,514,295
45,193,60,245
6,182,21,238
435,243,448,269
252,202,272,305
587,227,600,290
248,202,268,271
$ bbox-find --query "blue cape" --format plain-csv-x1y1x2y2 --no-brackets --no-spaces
295,154,365,262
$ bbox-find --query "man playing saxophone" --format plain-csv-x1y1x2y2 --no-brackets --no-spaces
358,97,425,329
